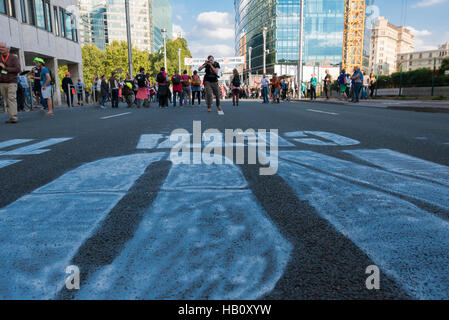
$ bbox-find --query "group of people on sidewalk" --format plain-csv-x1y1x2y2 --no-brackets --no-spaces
337,67,377,102
0,42,54,123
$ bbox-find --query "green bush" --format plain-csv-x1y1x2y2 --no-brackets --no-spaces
375,68,449,89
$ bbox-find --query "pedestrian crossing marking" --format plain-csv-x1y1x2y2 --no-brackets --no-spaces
0,138,73,156
0,139,34,150
0,153,164,299
279,151,449,210
137,134,164,150
286,131,360,146
76,152,291,299
278,153,449,299
345,149,449,187
0,160,21,169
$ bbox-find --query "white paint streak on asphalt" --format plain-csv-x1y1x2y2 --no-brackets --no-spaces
0,139,34,151
277,152,449,299
279,151,449,210
345,149,449,187
0,138,73,156
77,152,292,300
0,153,164,299
292,131,360,146
100,112,131,120
307,109,339,115
137,134,164,149
0,160,21,169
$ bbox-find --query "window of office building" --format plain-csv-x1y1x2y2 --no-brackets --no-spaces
44,1,51,32
35,0,45,29
59,8,65,37
1,0,16,17
64,12,72,40
27,0,35,25
20,0,26,22
53,6,59,36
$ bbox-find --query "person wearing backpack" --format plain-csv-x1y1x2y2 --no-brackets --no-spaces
134,67,148,109
231,69,241,107
156,67,169,108
123,74,135,108
191,70,202,107
171,70,183,107
337,69,347,100
62,72,74,107
34,57,54,115
180,70,191,106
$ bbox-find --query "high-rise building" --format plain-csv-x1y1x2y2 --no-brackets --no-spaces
235,0,373,80
79,0,172,52
369,16,414,75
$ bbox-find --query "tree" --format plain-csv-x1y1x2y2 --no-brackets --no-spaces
439,57,449,76
149,38,192,76
79,39,192,93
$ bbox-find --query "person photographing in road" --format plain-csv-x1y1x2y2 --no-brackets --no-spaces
198,55,222,113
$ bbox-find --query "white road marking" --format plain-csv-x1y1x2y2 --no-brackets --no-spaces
218,110,224,115
0,139,34,150
307,109,339,115
278,152,449,299
0,153,164,299
292,131,360,146
0,138,73,156
137,134,164,149
415,137,428,140
345,149,449,187
76,152,292,300
0,160,21,169
284,131,308,138
100,112,131,120
279,151,449,210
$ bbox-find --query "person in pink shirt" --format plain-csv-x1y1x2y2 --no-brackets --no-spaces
171,70,183,107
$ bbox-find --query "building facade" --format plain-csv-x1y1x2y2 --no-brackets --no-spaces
79,0,172,53
0,0,83,105
235,0,373,82
369,16,414,75
397,43,449,72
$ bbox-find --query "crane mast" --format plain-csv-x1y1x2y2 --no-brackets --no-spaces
342,0,366,72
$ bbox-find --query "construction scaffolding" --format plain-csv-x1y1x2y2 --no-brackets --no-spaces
342,0,366,72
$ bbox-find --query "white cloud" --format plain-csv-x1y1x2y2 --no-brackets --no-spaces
412,0,446,8
183,11,235,59
406,26,439,51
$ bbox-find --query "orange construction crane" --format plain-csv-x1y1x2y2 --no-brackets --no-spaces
342,0,366,72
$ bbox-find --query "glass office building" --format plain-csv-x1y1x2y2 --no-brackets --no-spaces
79,0,172,52
235,0,349,76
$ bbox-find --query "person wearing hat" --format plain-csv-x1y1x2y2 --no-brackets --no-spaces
62,72,74,107
0,42,21,123
32,57,47,110
34,57,54,115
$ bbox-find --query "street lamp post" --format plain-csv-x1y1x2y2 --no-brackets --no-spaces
161,28,167,71
298,0,304,98
125,0,133,78
262,27,267,74
248,46,252,86
178,48,182,73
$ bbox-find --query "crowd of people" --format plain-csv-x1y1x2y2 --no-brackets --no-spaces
89,55,223,112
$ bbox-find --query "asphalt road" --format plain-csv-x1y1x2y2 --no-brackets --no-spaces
0,99,448,300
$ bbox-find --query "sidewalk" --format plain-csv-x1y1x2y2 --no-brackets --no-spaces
298,97,449,113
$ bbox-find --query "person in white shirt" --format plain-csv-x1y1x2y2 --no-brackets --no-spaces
261,74,269,103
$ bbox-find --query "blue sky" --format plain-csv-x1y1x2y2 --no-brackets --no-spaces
169,0,449,58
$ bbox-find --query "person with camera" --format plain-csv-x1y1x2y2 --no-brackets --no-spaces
198,55,222,113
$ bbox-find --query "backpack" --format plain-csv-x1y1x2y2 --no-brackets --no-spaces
191,75,201,86
136,74,146,87
48,70,56,86
232,76,241,87
156,72,165,83
172,75,181,85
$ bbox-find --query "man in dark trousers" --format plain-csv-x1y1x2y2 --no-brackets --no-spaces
61,72,74,107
